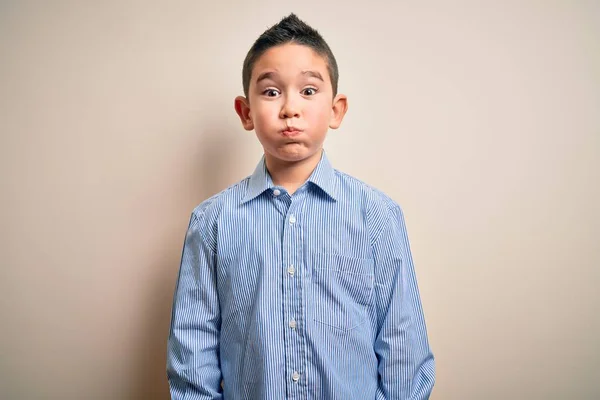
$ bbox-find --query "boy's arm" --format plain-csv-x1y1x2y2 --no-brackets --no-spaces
167,212,222,399
372,205,435,400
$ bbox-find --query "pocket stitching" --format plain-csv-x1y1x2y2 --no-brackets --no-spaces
312,252,373,273
311,252,374,332
313,317,368,333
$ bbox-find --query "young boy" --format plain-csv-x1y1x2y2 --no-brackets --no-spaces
167,13,435,400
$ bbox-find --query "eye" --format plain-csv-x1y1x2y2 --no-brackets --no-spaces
302,87,317,96
263,88,280,97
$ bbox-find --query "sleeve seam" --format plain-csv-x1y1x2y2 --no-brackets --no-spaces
371,203,401,248
191,210,217,256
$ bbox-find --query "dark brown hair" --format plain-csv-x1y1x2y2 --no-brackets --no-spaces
242,13,339,97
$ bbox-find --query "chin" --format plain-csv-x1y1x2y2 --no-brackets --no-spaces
267,148,317,163
277,154,308,163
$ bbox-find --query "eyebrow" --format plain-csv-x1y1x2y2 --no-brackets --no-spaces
255,70,325,84
301,70,324,81
256,71,277,84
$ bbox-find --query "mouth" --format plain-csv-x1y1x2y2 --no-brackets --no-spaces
281,127,303,136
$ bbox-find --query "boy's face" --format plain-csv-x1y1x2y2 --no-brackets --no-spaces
235,43,347,166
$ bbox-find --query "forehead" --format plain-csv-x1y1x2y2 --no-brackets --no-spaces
252,43,330,81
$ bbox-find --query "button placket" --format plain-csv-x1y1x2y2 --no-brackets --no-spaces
282,193,308,398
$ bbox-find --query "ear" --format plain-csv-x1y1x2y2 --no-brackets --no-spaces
329,94,348,129
234,96,254,131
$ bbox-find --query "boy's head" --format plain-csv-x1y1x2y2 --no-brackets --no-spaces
235,14,348,167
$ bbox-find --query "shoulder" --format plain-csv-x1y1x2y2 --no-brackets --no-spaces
186,176,251,252
334,169,402,214
190,176,250,225
333,169,405,244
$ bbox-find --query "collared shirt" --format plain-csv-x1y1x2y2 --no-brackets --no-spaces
167,151,435,399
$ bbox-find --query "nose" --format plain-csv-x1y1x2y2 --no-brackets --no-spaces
279,94,300,119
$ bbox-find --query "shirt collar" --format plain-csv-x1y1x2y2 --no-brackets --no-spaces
241,150,338,204
306,150,337,201
241,155,274,204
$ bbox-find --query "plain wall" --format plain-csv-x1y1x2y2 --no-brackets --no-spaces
1,1,598,399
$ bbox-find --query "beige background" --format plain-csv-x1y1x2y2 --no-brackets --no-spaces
1,1,599,399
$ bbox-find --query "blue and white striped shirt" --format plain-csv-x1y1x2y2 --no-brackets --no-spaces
167,151,435,399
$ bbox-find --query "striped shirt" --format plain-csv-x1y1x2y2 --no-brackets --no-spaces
167,151,435,399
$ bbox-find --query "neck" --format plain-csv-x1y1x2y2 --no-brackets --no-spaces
265,150,323,195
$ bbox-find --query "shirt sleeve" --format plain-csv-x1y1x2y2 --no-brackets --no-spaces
167,212,223,399
372,205,435,399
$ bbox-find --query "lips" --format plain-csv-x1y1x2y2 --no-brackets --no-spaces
281,127,303,136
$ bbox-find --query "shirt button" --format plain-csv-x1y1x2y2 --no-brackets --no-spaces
292,371,300,382
287,265,295,276
289,214,296,224
273,189,281,196
289,319,297,329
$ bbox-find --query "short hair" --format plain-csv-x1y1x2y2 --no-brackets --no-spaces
242,13,339,98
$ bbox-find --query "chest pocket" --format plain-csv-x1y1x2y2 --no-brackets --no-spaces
311,252,374,332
